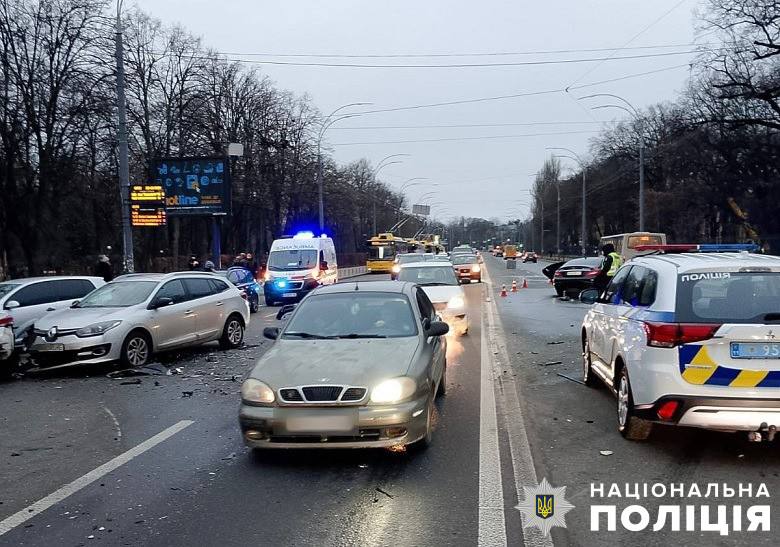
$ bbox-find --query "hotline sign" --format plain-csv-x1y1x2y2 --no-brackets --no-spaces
154,157,231,215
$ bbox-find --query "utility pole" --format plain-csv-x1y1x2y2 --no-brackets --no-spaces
317,140,324,232
115,1,134,273
581,168,587,256
556,177,561,255
540,197,544,254
639,121,645,231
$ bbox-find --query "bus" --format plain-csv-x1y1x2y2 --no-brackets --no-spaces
366,233,408,273
600,232,667,261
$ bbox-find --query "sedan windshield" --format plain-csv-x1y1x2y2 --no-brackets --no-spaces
0,283,20,299
398,266,458,286
268,250,317,271
77,281,157,308
283,293,417,338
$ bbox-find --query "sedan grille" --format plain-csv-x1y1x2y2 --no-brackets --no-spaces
341,387,367,401
279,388,303,402
302,386,343,401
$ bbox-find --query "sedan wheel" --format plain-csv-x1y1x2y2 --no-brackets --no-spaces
219,316,245,350
121,333,150,368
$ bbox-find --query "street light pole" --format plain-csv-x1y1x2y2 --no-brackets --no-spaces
556,176,561,255
316,102,371,232
580,93,645,232
548,148,587,256
371,154,408,234
115,0,134,273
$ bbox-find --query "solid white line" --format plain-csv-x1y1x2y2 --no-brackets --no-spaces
478,296,508,547
0,420,194,537
484,268,554,547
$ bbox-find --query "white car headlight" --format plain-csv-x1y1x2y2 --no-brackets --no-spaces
75,320,122,338
447,295,465,309
370,377,416,403
471,264,481,273
241,379,275,405
391,265,401,273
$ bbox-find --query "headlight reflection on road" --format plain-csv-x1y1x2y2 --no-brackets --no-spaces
446,333,464,362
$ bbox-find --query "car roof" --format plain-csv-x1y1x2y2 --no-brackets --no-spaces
113,272,222,282
313,281,411,294
0,276,103,285
632,252,780,273
563,257,601,266
400,261,454,268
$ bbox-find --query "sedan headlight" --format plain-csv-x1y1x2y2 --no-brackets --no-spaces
370,377,416,403
75,320,122,338
241,379,275,405
391,265,401,274
471,264,481,273
447,295,465,309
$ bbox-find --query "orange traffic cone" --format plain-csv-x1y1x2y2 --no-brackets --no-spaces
500,284,508,297
511,279,518,292
522,278,529,289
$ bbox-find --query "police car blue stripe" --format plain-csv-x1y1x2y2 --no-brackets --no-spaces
678,345,700,374
632,310,675,323
705,366,740,386
757,371,780,388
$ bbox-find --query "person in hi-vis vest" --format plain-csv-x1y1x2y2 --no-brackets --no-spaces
595,243,622,292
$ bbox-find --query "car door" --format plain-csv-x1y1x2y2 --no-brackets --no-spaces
590,266,632,375
150,280,197,349
182,278,223,340
4,281,58,328
602,266,647,377
416,288,445,387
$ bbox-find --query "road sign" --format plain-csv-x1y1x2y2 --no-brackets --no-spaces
412,204,430,216
130,184,166,227
153,157,231,216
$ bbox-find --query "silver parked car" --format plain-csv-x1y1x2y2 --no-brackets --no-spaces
240,281,449,449
28,272,249,369
0,276,105,342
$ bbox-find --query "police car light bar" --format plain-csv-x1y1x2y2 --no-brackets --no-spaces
634,243,760,253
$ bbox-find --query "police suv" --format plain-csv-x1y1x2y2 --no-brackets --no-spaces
580,245,780,441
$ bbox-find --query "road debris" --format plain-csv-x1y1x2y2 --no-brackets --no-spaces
375,487,394,499
181,391,194,397
119,379,142,385
556,373,585,386
600,450,614,456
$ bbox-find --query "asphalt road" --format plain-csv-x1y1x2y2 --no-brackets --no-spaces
0,273,486,547
1,261,778,546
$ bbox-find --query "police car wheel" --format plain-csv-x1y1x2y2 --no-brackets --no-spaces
616,368,652,441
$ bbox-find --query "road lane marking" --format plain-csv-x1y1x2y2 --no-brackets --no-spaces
483,267,554,547
479,301,508,547
0,420,194,537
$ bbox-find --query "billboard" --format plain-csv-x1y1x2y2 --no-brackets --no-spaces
130,184,166,227
153,157,231,215
412,204,431,216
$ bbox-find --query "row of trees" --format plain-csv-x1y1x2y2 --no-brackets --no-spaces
526,0,780,255
0,0,413,277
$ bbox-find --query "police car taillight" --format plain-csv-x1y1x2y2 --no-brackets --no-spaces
643,322,721,348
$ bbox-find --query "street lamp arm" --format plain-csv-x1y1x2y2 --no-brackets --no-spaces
375,153,411,174
373,160,403,178
577,93,640,117
591,104,634,118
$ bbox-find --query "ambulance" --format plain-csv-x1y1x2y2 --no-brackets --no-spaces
263,232,338,306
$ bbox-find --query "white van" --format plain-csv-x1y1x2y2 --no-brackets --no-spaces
263,232,338,305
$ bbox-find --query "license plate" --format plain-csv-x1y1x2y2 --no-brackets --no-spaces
287,413,357,433
282,292,297,298
35,343,64,352
731,342,780,359
566,271,582,276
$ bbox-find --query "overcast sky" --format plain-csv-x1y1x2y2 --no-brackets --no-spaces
133,0,703,222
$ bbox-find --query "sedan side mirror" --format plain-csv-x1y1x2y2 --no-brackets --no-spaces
276,304,295,320
5,300,20,310
263,326,280,340
579,289,600,305
151,296,174,310
70,300,80,308
426,321,450,337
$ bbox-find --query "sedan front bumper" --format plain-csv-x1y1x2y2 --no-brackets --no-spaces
239,396,429,449
28,333,121,369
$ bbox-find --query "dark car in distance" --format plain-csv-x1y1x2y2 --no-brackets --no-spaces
551,257,602,297
217,267,261,312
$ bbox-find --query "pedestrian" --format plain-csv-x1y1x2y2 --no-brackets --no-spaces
232,252,248,268
94,255,114,282
203,260,216,273
187,256,200,271
594,243,622,294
